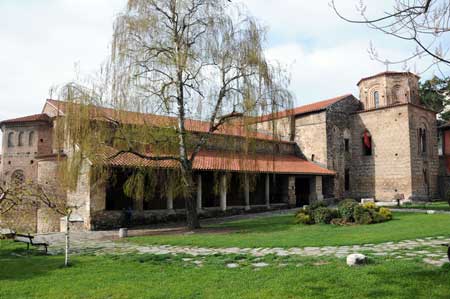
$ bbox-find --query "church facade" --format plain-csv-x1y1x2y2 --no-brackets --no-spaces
0,71,440,233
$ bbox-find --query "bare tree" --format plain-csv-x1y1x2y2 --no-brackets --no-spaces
58,0,291,229
0,182,80,267
331,0,450,72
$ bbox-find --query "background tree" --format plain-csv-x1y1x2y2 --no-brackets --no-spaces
331,0,450,72
59,0,291,229
419,76,450,120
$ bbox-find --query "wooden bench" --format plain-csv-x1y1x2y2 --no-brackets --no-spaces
13,234,49,254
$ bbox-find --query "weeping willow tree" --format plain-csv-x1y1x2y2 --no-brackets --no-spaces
58,0,292,229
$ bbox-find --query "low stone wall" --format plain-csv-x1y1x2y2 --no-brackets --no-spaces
90,204,289,230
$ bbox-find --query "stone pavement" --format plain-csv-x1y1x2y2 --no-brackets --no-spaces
40,235,450,268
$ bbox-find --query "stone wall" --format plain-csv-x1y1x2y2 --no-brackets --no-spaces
256,116,293,141
36,159,66,233
294,112,328,167
350,105,413,200
408,105,439,200
325,96,361,198
66,158,93,231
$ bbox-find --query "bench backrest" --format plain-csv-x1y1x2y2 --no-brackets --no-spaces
14,234,33,243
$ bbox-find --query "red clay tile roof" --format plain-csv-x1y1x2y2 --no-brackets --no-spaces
257,94,353,122
96,147,334,175
45,99,293,143
357,71,420,86
0,114,50,126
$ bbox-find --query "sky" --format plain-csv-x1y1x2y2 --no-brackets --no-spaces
0,0,446,125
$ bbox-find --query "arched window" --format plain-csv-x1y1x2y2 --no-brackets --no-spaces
418,125,427,155
392,85,403,104
7,132,14,147
28,131,35,146
373,91,380,108
362,131,372,156
11,170,25,184
18,132,24,146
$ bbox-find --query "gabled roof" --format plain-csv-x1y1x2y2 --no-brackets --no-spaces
0,113,50,126
45,99,293,144
257,94,354,122
357,71,420,86
97,147,335,176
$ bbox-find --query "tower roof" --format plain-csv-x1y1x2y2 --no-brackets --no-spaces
357,71,420,86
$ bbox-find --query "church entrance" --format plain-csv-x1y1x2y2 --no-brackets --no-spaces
295,178,310,207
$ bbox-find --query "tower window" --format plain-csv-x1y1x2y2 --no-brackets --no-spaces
362,131,372,156
373,91,380,108
345,168,350,191
7,132,14,147
418,127,427,155
18,132,24,147
29,131,35,146
344,138,350,152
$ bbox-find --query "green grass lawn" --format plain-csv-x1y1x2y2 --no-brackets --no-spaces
1,240,450,299
395,201,450,211
129,212,450,248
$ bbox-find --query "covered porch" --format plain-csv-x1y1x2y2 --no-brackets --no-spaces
91,150,334,229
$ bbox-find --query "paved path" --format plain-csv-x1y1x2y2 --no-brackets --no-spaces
41,235,450,267
32,209,450,267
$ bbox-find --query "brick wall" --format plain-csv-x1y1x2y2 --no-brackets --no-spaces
350,105,413,200
325,97,361,198
408,105,439,199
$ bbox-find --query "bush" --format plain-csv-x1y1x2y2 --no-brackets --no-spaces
338,199,359,222
312,207,336,224
362,202,377,210
378,207,392,220
295,213,314,225
309,200,327,210
330,218,348,226
353,205,373,224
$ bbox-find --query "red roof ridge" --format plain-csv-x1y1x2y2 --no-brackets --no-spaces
357,71,420,86
257,94,354,122
0,113,50,126
44,99,293,144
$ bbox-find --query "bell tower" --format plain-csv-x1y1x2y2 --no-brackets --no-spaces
357,71,420,110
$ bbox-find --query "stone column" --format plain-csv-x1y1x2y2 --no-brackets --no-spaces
167,183,174,210
288,176,296,208
244,174,250,211
197,174,202,210
309,176,324,202
265,174,270,208
220,174,227,211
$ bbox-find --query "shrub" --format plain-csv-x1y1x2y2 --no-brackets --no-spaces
309,200,327,210
312,207,336,224
330,218,348,226
338,199,359,221
295,208,309,217
295,213,314,225
353,205,373,224
378,207,393,220
362,202,377,210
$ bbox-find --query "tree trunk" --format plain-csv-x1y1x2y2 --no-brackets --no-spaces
180,163,200,230
64,215,70,267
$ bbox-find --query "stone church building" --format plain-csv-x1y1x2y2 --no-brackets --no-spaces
0,71,440,233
